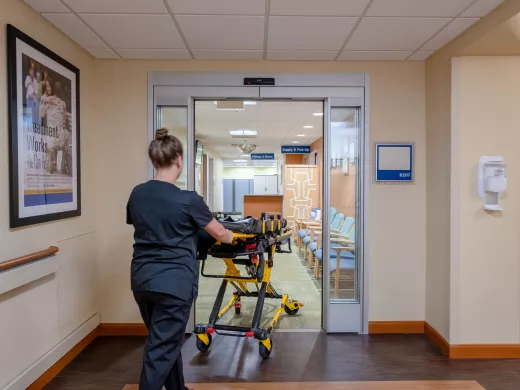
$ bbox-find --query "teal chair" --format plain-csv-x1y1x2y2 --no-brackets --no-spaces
296,208,336,245
296,208,337,249
302,213,344,265
314,226,356,297
307,217,354,267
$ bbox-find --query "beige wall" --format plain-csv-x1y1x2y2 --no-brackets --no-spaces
224,166,278,179
451,57,520,344
424,0,520,343
94,59,426,323
0,0,97,387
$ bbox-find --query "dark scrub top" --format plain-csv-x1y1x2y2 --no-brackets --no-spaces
126,180,214,302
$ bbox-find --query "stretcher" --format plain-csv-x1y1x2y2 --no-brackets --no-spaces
194,214,302,359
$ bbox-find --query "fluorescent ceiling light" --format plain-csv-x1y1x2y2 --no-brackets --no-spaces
244,101,257,105
229,129,258,136
313,112,323,116
233,160,248,163
297,134,305,137
292,141,300,144
242,154,250,157
303,125,314,129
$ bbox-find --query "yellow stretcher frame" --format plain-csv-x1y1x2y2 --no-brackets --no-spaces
194,230,302,359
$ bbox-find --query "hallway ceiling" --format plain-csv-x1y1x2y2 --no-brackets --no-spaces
194,101,324,160
25,0,505,61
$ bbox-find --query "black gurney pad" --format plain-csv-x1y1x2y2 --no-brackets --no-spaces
218,216,287,234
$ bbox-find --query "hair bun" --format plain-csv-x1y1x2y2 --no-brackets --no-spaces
155,128,169,141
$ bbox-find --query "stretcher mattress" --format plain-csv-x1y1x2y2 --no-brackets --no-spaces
218,216,287,234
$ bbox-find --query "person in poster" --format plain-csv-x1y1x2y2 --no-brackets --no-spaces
21,53,73,207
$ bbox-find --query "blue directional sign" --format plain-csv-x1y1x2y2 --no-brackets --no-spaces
251,153,275,160
281,145,311,154
375,143,413,182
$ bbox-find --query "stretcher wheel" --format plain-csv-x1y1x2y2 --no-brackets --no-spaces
235,307,241,315
196,334,212,353
259,339,272,359
284,305,299,316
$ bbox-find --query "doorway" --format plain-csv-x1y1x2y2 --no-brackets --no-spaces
151,72,368,334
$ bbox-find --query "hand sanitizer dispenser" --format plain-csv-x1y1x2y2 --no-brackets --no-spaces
478,156,507,211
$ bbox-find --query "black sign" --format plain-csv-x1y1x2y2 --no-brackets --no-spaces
244,78,275,86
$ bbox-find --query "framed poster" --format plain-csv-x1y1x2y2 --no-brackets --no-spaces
6,25,81,228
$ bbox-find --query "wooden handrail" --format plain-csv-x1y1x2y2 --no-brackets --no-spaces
0,246,59,272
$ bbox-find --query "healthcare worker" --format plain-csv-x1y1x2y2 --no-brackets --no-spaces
126,128,233,390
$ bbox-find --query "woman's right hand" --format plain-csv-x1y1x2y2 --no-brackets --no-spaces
204,219,234,244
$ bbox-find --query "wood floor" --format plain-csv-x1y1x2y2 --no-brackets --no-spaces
46,333,520,390
124,381,484,390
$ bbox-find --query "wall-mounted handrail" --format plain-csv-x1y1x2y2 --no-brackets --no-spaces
0,246,59,272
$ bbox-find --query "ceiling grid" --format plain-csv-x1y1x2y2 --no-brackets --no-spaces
24,0,506,61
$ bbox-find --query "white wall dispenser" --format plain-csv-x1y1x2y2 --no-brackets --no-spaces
478,156,507,211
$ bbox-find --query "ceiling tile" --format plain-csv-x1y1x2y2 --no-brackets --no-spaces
346,17,449,51
117,49,191,59
42,13,109,49
62,0,167,14
462,0,505,17
166,0,266,15
270,0,370,16
338,51,412,60
422,18,479,51
268,16,357,51
87,49,119,58
176,15,265,50
81,14,185,49
267,50,337,60
367,0,474,17
408,51,435,60
192,49,263,60
25,0,68,13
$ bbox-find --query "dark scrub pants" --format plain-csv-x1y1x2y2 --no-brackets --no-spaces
133,291,191,390
126,180,215,390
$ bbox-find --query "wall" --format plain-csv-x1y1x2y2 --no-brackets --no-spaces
425,51,452,340
0,0,97,387
424,0,520,343
285,154,303,164
310,137,323,208
94,59,426,324
223,166,278,179
450,57,520,344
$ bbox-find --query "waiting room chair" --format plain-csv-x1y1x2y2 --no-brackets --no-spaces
307,217,354,268
314,226,356,298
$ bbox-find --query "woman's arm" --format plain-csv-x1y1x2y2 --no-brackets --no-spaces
204,219,233,244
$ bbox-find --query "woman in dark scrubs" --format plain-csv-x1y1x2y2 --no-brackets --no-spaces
126,128,233,390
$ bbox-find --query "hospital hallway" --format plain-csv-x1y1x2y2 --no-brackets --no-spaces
45,333,520,390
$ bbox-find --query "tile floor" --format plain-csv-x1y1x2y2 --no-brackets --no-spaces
195,243,322,330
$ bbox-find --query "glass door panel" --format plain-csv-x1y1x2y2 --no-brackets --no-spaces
157,106,188,189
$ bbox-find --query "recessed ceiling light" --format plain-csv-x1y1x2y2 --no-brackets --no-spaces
242,154,249,157
229,129,258,136
233,160,248,163
292,141,300,144
313,113,323,117
303,125,314,129
297,134,305,137
244,101,257,105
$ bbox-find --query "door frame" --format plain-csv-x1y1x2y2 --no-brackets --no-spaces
148,72,371,334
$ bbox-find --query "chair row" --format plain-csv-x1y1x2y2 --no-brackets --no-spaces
294,209,356,298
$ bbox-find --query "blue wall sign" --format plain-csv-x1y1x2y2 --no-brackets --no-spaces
251,153,275,160
375,143,414,182
281,145,311,154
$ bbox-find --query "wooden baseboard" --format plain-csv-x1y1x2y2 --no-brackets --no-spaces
425,322,450,357
27,326,98,390
98,323,148,336
450,344,520,359
368,321,425,334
